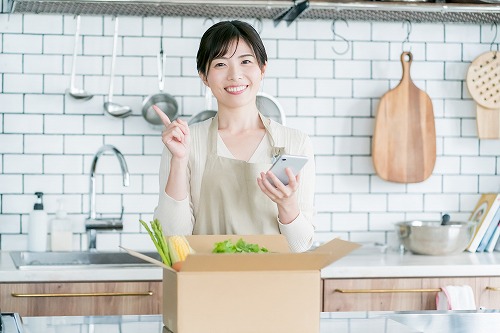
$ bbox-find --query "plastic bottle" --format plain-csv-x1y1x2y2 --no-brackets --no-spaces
28,192,48,252
50,199,73,251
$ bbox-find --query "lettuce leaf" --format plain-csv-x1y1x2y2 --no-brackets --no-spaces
212,238,268,253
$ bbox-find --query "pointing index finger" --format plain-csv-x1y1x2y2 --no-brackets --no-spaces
152,105,171,125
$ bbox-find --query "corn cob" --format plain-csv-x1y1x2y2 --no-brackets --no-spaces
167,235,194,266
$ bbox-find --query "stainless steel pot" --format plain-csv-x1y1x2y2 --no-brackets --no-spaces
188,86,217,125
395,221,476,256
256,92,286,125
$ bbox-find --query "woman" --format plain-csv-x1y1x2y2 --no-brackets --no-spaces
153,20,315,252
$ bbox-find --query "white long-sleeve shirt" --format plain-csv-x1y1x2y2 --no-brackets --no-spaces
153,118,316,252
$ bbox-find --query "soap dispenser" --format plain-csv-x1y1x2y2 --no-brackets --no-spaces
28,192,48,252
50,199,73,251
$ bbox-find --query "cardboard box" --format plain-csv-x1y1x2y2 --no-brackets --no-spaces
160,235,360,333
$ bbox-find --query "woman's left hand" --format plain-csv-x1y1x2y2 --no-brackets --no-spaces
257,168,300,224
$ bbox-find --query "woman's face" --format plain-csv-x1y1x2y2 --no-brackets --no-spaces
202,39,266,111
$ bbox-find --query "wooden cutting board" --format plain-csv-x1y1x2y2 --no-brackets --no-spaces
466,51,500,110
372,51,436,183
466,51,500,139
476,103,500,139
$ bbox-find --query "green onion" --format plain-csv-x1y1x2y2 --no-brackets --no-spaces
139,219,171,266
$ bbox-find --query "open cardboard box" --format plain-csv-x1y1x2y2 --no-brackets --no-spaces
125,235,360,333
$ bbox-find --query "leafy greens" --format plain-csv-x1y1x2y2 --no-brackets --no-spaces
212,238,269,254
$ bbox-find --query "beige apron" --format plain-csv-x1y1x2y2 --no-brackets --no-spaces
193,113,285,235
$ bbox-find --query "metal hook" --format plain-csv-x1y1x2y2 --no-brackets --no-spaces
203,17,215,27
490,22,499,53
253,18,263,34
402,20,412,52
331,19,350,55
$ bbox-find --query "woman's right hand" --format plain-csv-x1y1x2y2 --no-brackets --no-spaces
153,105,190,160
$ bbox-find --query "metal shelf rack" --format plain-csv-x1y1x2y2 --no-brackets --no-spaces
4,0,500,23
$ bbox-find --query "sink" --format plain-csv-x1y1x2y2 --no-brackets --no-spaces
9,251,161,270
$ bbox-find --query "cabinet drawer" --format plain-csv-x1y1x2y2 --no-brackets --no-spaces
477,277,500,310
0,281,162,317
323,278,431,312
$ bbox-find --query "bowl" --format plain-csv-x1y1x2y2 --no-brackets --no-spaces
395,221,476,256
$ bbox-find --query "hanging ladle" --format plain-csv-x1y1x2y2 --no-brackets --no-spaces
103,17,132,118
66,15,93,100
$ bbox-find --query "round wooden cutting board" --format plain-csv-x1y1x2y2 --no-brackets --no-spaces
466,51,500,109
372,52,436,184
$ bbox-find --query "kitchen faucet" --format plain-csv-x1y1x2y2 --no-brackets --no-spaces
85,144,129,251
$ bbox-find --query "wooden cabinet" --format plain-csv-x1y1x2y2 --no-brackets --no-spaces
0,281,162,317
476,277,500,309
323,276,500,312
421,277,477,310
323,278,426,312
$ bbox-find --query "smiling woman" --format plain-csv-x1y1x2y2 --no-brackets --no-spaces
153,20,316,253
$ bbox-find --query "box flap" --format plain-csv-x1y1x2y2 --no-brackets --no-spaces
185,234,290,253
120,246,172,270
313,237,362,256
180,238,361,272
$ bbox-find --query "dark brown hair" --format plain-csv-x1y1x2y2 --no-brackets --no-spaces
196,20,267,78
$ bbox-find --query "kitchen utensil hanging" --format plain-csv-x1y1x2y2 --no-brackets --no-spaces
103,18,132,118
66,15,93,101
466,49,500,139
256,92,286,125
188,86,217,125
372,51,436,183
142,17,178,129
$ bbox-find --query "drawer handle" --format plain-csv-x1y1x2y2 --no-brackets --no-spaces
486,286,500,291
11,291,153,298
334,288,441,294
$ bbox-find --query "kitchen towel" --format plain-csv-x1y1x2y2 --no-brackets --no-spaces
436,285,476,310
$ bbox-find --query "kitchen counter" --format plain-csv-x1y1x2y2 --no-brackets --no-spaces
0,251,163,282
2,247,500,283
19,310,500,333
321,245,500,278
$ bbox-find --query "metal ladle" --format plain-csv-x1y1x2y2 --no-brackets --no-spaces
103,18,132,118
66,15,93,101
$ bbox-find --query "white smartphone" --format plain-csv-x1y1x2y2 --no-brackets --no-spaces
267,154,308,186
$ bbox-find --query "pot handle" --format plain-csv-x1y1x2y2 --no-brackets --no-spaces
157,17,166,92
157,50,166,92
205,86,213,110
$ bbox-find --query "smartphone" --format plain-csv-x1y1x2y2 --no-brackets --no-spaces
267,154,308,186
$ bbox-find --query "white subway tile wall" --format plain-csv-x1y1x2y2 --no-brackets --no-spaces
0,14,499,252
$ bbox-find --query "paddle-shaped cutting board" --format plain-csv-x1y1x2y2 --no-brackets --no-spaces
476,104,500,139
372,52,436,183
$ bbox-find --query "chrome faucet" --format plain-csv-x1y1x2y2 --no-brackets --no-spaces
85,145,129,251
